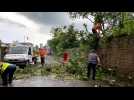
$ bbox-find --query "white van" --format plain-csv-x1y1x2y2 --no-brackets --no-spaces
4,43,33,68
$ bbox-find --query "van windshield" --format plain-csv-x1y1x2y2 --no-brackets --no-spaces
8,46,27,54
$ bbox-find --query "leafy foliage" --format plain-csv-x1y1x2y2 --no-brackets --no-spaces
47,12,134,82
69,12,134,36
47,24,96,55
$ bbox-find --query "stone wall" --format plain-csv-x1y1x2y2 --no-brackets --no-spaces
97,36,134,75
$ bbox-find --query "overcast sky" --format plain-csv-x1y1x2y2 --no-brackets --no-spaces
0,12,93,46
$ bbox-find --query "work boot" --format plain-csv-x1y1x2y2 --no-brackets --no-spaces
8,81,12,84
2,82,8,86
8,81,13,87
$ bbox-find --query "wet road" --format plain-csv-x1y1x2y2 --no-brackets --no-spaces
0,56,91,87
0,56,112,87
37,56,60,67
9,76,90,87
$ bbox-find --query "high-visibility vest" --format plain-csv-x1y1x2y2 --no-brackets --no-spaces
1,63,10,72
39,49,45,57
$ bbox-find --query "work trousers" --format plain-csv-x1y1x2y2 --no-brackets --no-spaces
40,57,45,66
87,63,97,80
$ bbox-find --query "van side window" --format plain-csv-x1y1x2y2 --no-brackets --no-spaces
28,47,31,55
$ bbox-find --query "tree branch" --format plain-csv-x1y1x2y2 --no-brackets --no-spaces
86,16,94,24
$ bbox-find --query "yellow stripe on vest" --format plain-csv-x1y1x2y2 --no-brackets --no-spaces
1,63,10,72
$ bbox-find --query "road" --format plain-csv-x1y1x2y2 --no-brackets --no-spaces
13,56,91,87
0,56,126,87
10,76,91,87
0,56,92,87
37,55,59,65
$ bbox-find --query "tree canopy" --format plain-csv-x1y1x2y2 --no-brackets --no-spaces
48,12,134,55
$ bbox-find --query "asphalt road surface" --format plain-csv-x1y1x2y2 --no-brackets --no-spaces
0,56,91,87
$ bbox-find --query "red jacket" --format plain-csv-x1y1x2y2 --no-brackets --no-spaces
39,48,45,57
63,52,68,61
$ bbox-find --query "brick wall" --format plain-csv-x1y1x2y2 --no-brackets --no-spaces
97,36,134,75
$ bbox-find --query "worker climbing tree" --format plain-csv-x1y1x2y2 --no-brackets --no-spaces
92,22,102,50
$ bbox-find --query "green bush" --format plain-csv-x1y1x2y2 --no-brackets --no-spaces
64,49,87,79
95,66,118,81
111,20,134,38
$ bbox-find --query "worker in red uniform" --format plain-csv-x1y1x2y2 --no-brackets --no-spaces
63,51,69,64
92,22,102,50
39,48,45,66
92,22,102,39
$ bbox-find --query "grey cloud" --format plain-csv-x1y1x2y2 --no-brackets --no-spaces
18,12,93,33
0,18,26,28
19,12,72,26
18,12,74,35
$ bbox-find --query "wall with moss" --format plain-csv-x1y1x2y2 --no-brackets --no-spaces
97,36,134,75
